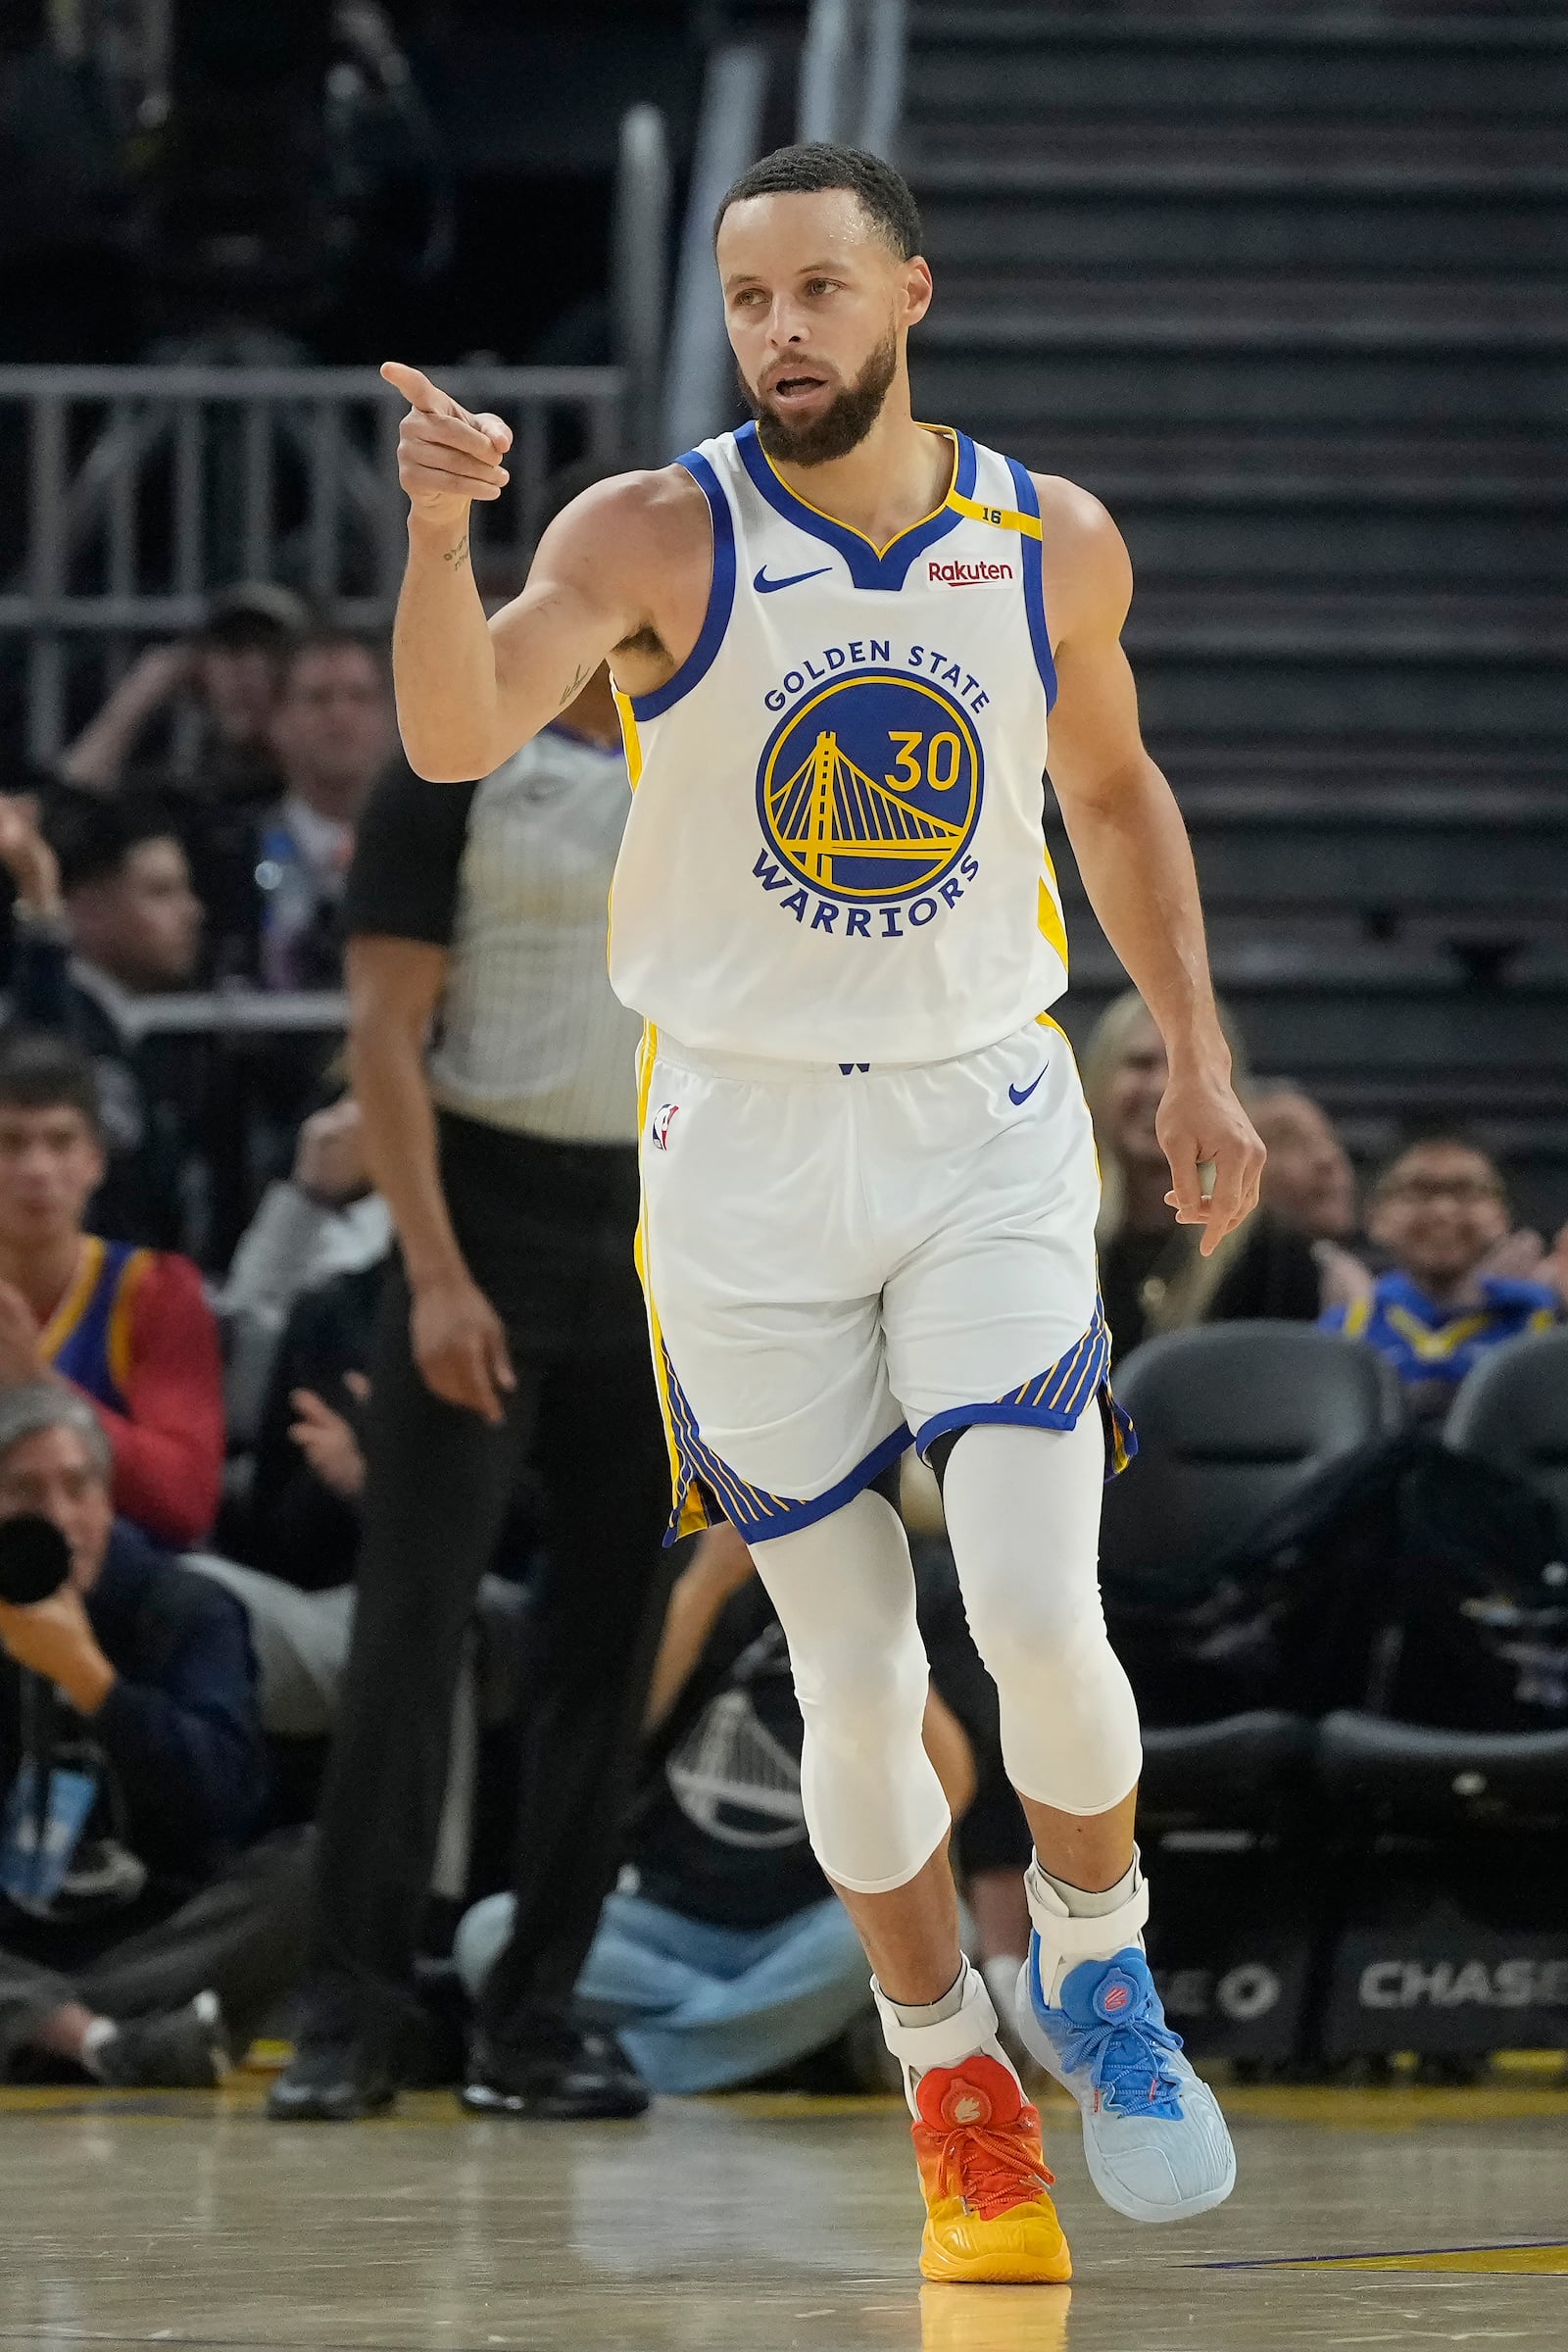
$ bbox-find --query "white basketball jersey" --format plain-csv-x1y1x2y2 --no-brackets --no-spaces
607,420,1070,1063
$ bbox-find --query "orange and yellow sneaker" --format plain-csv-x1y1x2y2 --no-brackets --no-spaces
911,2052,1072,2285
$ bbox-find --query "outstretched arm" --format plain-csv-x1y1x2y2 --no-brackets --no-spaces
380,363,702,781
1040,478,1264,1253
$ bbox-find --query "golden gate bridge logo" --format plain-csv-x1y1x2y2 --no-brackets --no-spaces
756,673,984,903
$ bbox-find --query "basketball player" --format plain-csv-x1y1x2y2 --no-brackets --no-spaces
380,141,1263,2283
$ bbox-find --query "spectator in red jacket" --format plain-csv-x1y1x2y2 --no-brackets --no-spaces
0,1032,222,1546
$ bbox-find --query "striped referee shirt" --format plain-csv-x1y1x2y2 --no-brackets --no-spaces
343,726,642,1146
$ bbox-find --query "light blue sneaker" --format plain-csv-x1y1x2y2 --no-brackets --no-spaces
1016,1940,1237,2224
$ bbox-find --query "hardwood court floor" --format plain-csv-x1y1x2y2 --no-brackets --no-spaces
2,2069,1566,2351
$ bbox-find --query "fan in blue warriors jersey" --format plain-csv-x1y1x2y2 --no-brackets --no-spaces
379,141,1263,2284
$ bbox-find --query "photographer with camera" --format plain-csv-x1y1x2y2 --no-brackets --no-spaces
0,1385,307,2085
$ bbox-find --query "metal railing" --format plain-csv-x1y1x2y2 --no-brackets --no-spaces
0,85,677,764
0,362,623,765
662,44,771,459
800,0,908,158
71,986,350,1044
662,0,912,459
614,105,674,469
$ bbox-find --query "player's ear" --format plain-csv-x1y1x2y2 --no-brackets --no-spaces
902,256,934,329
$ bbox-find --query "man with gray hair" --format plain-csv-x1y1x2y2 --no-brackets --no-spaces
0,1384,306,2085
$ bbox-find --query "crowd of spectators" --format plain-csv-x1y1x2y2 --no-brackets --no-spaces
0,592,1563,2095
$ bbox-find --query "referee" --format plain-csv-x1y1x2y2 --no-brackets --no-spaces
268,640,674,2121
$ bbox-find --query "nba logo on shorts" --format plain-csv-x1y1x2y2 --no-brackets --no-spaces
651,1102,680,1152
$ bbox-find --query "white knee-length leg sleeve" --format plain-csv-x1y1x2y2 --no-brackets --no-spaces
943,1413,1144,1817
749,1488,953,1894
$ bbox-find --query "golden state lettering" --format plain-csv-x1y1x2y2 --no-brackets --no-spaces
762,644,993,717
753,670,984,938
762,639,892,715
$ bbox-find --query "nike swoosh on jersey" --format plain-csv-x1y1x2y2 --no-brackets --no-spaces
754,564,833,594
1008,1069,1047,1105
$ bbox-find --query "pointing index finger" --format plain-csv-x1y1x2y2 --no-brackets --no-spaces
380,360,455,416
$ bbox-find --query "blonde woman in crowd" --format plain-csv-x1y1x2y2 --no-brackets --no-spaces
1082,989,1360,1359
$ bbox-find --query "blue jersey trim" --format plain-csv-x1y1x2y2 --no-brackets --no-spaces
916,1396,1137,1485
46,1235,142,1413
727,1423,914,1543
629,448,736,722
1005,457,1058,712
661,1416,913,1546
914,1307,1136,1482
734,421,975,592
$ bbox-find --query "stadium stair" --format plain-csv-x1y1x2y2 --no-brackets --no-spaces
901,4,1568,1210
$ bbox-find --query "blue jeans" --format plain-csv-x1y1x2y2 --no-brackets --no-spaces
454,1887,871,2095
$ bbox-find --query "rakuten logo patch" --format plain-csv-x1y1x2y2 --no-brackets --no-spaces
927,558,1014,586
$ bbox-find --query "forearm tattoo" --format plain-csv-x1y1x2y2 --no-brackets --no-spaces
558,661,590,709
443,535,469,568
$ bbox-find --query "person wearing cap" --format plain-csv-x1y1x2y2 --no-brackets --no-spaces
0,1382,305,2088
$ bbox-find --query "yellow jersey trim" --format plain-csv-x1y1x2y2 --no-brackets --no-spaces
945,487,1045,542
107,1248,152,1397
41,1236,105,1362
758,424,959,561
1037,875,1070,972
612,688,643,788
1385,1303,1494,1363
632,1022,710,1540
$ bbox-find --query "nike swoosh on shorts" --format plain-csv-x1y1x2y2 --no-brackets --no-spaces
1008,1070,1047,1105
754,564,832,594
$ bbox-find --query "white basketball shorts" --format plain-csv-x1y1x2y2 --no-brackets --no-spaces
634,1013,1136,1544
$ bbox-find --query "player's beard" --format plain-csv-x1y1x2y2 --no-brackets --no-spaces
742,330,899,466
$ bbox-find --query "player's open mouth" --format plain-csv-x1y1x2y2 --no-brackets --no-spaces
769,374,829,405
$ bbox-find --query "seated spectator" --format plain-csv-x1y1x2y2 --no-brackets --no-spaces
0,1033,222,1547
238,631,397,991
57,584,307,808
1322,1135,1562,1418
1083,989,1321,1359
246,1257,384,1592
1250,1083,1373,1317
0,1385,307,2085
454,1524,992,2097
219,1095,391,1448
1,790,204,1251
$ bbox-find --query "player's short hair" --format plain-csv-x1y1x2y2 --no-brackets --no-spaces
0,1031,104,1142
714,142,922,260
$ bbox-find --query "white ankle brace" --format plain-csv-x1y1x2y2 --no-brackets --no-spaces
1025,1861,1151,2008
871,1958,1016,2118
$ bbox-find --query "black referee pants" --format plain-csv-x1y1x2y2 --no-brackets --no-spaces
302,1112,674,2053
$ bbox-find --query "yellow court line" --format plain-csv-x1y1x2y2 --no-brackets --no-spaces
6,2074,1567,2130
1223,2240,1568,2276
1215,2080,1568,2128
1313,2246,1568,2274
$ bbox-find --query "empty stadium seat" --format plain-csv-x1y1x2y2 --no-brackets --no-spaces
1317,1709,1568,1835
1140,1709,1315,1835
1101,1321,1404,1606
1445,1326,1568,1549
